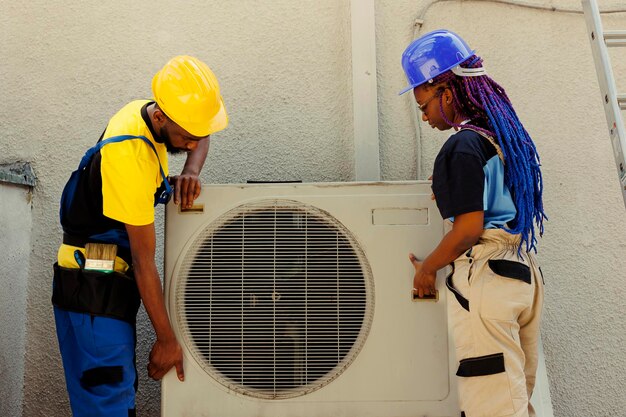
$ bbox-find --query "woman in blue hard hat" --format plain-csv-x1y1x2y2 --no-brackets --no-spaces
401,30,546,417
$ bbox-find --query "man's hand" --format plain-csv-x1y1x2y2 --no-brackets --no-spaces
172,136,209,209
126,223,185,383
409,253,437,298
169,174,201,209
148,337,185,381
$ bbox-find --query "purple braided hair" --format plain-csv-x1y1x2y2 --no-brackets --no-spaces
428,55,547,253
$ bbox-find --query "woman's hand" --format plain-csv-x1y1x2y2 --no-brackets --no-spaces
409,253,437,298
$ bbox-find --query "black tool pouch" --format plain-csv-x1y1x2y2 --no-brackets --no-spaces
52,263,141,323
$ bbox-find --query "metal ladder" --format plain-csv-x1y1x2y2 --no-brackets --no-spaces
582,0,626,208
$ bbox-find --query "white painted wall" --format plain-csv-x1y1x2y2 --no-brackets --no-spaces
0,184,32,417
1,1,625,416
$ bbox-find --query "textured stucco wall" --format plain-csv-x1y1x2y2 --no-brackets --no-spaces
0,184,32,417
2,0,626,416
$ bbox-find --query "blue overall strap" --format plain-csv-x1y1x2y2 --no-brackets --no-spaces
60,135,172,249
81,135,172,198
87,135,173,248
124,136,173,205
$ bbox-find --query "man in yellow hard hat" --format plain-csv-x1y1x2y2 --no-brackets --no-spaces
52,55,228,417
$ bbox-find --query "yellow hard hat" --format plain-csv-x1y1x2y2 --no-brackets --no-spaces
152,55,228,137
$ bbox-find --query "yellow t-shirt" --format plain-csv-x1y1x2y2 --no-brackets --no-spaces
100,100,169,226
59,100,169,265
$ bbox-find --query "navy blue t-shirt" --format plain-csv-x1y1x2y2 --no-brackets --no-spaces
432,128,516,228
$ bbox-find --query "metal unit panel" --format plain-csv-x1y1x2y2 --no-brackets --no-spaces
163,181,459,417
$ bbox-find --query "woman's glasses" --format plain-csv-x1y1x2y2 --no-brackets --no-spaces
417,91,442,113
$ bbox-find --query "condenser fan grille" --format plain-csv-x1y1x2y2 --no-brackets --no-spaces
176,200,374,399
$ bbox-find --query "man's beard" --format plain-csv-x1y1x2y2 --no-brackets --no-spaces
159,126,186,155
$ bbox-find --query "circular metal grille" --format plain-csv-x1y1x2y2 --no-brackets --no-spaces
175,199,374,399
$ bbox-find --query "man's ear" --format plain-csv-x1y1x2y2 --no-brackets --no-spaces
152,107,168,128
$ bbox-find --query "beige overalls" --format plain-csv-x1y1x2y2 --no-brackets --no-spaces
447,229,544,417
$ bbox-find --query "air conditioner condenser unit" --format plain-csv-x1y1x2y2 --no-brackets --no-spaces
162,180,460,417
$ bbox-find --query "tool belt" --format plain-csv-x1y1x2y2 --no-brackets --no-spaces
52,262,141,323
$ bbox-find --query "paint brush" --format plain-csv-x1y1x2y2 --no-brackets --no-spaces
84,243,117,273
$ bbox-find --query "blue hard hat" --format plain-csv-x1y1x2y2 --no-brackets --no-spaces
399,29,475,95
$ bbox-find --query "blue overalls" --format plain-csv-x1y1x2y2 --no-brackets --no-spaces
53,135,171,417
